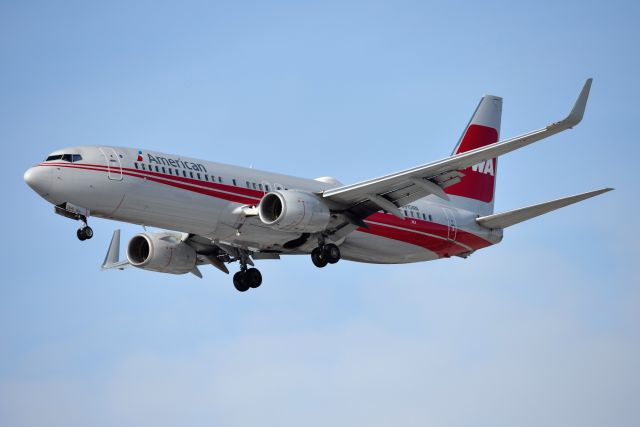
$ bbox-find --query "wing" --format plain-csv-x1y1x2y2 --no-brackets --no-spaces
322,79,593,218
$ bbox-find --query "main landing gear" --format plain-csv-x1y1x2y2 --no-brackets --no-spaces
311,243,341,268
232,258,263,292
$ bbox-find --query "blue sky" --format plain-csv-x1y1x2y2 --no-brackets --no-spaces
1,1,638,426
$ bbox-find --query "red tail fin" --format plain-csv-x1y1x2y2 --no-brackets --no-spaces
445,95,502,214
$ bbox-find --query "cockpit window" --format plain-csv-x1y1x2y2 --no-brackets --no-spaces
44,154,82,162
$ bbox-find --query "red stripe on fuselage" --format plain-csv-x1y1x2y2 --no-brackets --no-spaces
37,162,492,255
357,223,468,257
41,162,264,201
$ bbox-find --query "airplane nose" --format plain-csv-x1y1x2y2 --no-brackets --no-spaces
24,166,53,196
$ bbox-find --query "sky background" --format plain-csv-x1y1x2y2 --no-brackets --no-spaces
1,1,639,426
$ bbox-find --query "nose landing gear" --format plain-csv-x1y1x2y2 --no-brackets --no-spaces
76,225,94,241
54,203,94,241
311,243,341,268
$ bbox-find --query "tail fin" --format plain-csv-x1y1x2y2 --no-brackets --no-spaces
445,95,502,215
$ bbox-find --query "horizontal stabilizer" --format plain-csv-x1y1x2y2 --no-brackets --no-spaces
476,188,613,229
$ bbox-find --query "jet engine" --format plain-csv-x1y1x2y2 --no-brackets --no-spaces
126,232,197,274
258,190,331,233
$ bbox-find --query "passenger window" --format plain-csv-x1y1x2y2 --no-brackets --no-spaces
404,210,408,217
141,164,146,170
197,173,201,180
232,179,237,186
428,214,432,221
134,163,139,169
204,174,208,181
155,166,159,172
252,183,257,190
190,172,194,178
258,183,263,191
246,181,250,188
218,176,223,183
182,170,187,177
72,154,82,162
265,185,270,192
422,213,426,220
162,167,166,173
168,168,172,175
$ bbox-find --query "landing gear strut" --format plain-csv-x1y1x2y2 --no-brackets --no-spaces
311,243,341,268
54,203,93,242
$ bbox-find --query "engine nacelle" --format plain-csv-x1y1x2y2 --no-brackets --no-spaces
258,190,331,233
126,232,197,274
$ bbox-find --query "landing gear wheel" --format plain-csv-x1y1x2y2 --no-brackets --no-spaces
76,226,93,241
233,271,250,292
323,243,341,264
311,248,328,268
246,268,262,288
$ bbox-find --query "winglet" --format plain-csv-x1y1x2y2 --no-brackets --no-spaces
552,78,593,129
101,229,130,270
102,229,120,267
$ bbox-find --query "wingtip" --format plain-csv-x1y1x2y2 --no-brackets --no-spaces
566,78,593,126
587,187,614,198
101,229,121,268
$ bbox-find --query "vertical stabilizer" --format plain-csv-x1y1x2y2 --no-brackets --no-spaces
445,95,502,215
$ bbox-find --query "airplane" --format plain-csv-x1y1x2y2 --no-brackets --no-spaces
24,79,611,292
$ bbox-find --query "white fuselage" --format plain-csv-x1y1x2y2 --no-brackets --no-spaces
25,146,502,263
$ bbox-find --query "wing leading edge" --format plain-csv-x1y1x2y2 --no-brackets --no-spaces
322,79,593,216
